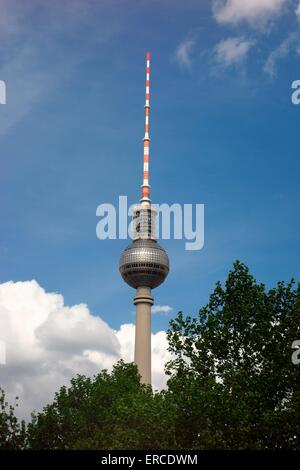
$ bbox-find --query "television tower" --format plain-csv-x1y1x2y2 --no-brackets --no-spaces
119,52,169,385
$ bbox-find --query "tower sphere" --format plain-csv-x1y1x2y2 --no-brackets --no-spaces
119,239,169,289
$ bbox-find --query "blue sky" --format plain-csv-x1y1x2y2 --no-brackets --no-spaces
1,0,300,333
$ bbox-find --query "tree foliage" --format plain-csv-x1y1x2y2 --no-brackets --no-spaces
166,261,300,449
1,262,299,449
27,361,176,450
0,388,25,449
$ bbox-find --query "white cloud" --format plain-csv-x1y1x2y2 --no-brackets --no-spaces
215,37,255,67
175,38,195,68
0,0,26,39
0,1,121,136
212,0,288,27
0,45,80,136
296,2,300,23
115,324,172,390
152,305,173,314
0,280,170,420
263,32,299,78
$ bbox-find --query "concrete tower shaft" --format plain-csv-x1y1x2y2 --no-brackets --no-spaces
133,286,153,385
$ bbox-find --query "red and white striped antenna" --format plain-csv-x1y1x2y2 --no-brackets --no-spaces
140,52,151,207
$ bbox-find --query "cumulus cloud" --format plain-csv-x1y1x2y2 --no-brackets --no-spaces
215,37,255,67
212,0,288,28
263,32,300,78
152,305,173,314
115,324,172,390
175,38,195,69
0,280,171,420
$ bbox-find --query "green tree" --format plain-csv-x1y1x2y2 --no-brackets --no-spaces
0,388,25,449
28,361,177,450
166,261,300,449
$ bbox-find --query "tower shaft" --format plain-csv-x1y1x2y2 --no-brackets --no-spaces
134,286,153,384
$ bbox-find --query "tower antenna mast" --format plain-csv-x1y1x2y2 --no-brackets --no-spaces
141,51,151,206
